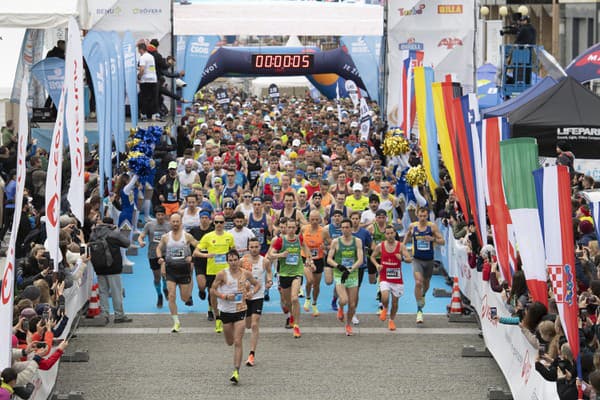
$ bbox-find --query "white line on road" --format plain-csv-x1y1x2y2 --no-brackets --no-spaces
75,327,480,335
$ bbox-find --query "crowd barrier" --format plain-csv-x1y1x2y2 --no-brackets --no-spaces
28,261,93,400
435,220,559,400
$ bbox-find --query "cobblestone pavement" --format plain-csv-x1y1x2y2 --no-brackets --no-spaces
54,313,508,400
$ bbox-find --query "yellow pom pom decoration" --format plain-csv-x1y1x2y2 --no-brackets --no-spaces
126,151,145,160
127,138,141,149
406,165,427,187
382,135,410,156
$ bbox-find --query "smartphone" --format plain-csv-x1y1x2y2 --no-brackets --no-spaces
42,307,50,322
35,342,47,349
86,246,91,257
539,343,546,357
490,307,497,319
43,251,51,260
22,319,29,331
80,245,86,255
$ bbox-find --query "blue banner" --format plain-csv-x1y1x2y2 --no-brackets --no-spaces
340,36,381,101
109,31,126,153
122,31,138,128
98,32,119,159
83,31,112,198
31,57,65,108
182,35,221,101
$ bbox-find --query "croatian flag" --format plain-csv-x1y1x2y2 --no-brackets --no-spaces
533,165,580,375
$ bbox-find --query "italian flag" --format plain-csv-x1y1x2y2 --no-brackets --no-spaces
500,138,547,306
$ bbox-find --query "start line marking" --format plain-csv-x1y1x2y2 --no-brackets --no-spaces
75,327,480,335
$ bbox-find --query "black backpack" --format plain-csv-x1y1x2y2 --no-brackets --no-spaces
88,230,114,272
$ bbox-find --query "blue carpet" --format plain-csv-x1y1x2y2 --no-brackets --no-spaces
116,245,451,315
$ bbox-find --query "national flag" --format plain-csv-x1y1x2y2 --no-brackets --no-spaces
432,82,457,189
399,50,422,138
65,17,85,224
533,165,580,376
45,86,67,271
0,78,29,369
413,66,439,195
500,138,547,306
482,117,513,284
581,191,600,240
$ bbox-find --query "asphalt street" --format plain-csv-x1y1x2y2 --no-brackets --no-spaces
54,313,509,400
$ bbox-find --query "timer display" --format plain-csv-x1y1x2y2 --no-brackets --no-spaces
251,54,314,73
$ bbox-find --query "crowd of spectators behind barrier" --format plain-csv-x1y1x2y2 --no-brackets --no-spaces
0,73,599,398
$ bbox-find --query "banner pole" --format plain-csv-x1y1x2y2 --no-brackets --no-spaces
382,0,389,120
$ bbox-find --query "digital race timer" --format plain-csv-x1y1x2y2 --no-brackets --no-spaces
251,54,314,73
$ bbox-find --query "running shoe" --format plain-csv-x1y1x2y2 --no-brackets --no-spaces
331,297,338,311
299,288,304,298
215,319,223,333
337,306,344,322
345,324,353,336
246,354,255,367
303,299,310,312
171,322,181,333
293,324,301,338
185,297,193,306
157,294,163,308
379,307,387,321
207,310,214,321
230,369,239,384
163,287,169,298
388,319,397,331
264,290,270,302
352,315,360,325
285,317,292,329
311,304,320,317
199,289,206,300
416,310,424,324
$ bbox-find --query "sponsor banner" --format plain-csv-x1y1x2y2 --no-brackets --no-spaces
359,97,371,141
268,83,279,101
0,78,28,370
386,0,475,121
340,36,381,100
215,87,230,106
452,237,559,400
29,266,93,400
182,35,221,101
11,28,45,105
122,31,138,127
30,57,65,108
109,31,126,153
65,17,86,225
88,0,171,41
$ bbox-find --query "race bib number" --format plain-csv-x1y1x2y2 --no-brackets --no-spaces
153,232,163,243
167,192,177,202
250,170,260,180
386,268,402,279
169,248,185,260
233,292,243,303
341,258,354,268
181,187,191,198
286,253,299,265
416,240,430,251
311,249,318,258
215,254,227,264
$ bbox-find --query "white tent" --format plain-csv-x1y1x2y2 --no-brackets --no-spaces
0,0,87,29
251,76,311,98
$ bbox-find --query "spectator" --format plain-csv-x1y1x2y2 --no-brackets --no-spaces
137,42,159,122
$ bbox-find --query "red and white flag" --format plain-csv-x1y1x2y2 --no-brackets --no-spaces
533,165,580,367
45,86,66,271
65,17,85,224
0,78,29,369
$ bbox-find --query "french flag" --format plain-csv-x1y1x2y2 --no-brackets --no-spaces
533,165,580,375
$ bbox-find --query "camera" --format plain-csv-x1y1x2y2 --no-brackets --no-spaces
35,342,47,349
500,12,522,36
175,78,187,88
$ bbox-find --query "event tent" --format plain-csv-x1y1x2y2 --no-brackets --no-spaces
483,76,557,118
509,76,600,158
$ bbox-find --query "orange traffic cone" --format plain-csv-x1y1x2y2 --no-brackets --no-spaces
86,283,101,318
449,277,463,315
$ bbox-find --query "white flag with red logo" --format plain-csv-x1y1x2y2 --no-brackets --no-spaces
45,86,66,271
65,17,85,224
0,78,29,369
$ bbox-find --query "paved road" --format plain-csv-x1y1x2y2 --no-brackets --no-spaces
55,314,509,400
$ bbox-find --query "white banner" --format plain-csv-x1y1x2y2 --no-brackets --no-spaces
65,17,86,225
359,97,370,141
45,87,66,271
29,266,93,400
89,0,171,41
453,239,559,399
0,78,29,370
386,0,475,122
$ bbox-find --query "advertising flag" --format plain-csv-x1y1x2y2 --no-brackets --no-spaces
533,166,580,373
500,138,547,305
359,98,371,141
340,36,380,100
182,35,221,101
0,78,29,369
110,31,126,153
122,31,139,128
65,17,85,224
31,57,65,108
46,86,67,271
